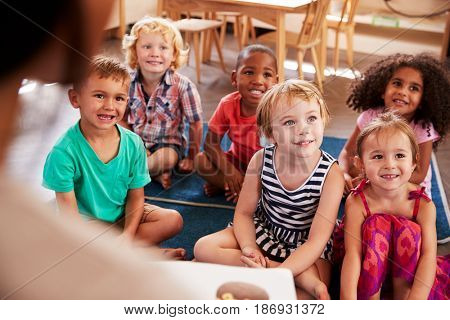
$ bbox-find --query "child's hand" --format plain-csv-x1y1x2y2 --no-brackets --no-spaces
344,173,363,195
117,232,133,247
178,158,194,173
241,246,267,268
224,188,239,203
241,255,270,268
343,173,354,195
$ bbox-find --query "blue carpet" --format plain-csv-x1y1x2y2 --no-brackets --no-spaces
145,132,450,258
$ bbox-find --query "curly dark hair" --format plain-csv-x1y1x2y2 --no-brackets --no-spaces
347,53,450,146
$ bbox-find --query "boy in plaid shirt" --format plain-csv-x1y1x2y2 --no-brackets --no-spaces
122,16,203,189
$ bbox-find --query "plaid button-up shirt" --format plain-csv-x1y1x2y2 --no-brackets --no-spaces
126,69,202,150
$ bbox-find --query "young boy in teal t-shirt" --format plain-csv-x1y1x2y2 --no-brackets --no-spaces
43,56,184,258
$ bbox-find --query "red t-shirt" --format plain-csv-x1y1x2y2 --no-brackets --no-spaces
208,91,261,167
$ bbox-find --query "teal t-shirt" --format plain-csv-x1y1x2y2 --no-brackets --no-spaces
43,122,151,222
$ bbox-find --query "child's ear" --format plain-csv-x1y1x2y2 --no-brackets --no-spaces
231,70,237,88
68,88,81,109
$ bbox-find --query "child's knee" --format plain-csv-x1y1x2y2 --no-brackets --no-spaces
193,236,213,261
194,152,213,172
165,209,183,234
193,152,205,169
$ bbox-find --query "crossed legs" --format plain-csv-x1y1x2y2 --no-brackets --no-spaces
194,227,331,299
147,147,179,189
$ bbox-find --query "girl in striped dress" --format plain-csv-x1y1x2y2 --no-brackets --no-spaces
194,80,345,299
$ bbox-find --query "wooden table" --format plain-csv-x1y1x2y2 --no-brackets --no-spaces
157,0,314,81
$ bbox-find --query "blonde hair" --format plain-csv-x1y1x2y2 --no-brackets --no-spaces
122,16,188,70
73,55,130,90
356,111,419,163
256,79,330,139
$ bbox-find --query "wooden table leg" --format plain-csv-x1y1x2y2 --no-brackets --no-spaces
157,0,164,16
116,0,126,39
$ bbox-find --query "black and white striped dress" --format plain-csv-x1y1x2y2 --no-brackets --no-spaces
254,145,335,262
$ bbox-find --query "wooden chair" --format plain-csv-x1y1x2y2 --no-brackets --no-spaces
173,14,226,83
217,12,256,50
326,0,359,71
257,0,331,91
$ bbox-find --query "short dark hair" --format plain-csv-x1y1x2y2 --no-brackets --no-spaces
235,44,277,71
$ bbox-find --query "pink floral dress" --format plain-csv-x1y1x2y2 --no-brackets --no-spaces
334,180,449,300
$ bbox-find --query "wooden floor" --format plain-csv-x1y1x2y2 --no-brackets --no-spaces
9,31,449,253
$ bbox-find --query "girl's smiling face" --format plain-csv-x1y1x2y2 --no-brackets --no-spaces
359,129,416,191
382,67,423,121
270,97,324,159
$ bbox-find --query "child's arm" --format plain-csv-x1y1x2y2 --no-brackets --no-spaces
204,130,244,197
340,196,365,299
233,150,264,262
338,126,362,193
122,187,145,239
55,191,81,219
178,120,203,173
279,164,345,276
410,141,433,185
408,200,437,299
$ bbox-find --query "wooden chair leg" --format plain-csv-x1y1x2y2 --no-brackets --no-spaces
219,16,227,48
241,17,249,46
193,32,201,83
311,46,324,92
345,27,354,68
296,49,305,80
185,32,191,66
248,17,256,43
212,29,226,72
234,16,242,50
333,29,340,73
320,21,327,78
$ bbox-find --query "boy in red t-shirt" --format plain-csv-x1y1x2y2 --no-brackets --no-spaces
194,45,278,202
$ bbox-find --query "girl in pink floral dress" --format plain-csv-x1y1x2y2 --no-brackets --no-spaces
339,112,449,300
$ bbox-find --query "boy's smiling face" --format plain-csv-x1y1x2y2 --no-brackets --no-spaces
136,31,175,77
69,72,129,133
232,51,278,110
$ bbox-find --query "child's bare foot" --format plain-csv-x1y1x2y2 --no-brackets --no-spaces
162,248,186,260
314,283,330,300
203,183,222,197
154,172,172,189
